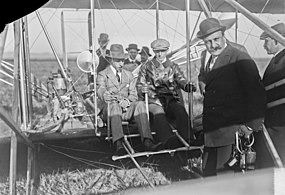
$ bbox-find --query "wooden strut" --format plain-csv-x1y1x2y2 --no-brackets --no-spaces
262,124,284,168
122,142,156,189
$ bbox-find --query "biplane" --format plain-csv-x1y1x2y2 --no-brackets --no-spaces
0,0,285,194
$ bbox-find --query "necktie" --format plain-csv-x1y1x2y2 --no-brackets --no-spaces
116,72,120,83
205,55,212,73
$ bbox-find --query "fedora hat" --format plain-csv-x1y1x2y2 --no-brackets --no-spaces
106,44,126,59
197,18,226,39
260,23,285,40
126,43,139,51
98,33,109,43
139,46,151,56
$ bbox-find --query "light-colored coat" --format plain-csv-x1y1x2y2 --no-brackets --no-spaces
97,65,137,103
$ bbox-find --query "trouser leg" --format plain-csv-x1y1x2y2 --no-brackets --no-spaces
202,145,233,177
148,103,173,143
166,101,194,140
102,102,124,143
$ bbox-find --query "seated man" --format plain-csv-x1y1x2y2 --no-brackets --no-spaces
97,43,163,156
136,38,202,149
123,43,141,72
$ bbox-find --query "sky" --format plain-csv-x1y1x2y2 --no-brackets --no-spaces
2,7,285,59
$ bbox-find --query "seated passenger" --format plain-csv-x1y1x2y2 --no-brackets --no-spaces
123,43,141,72
96,44,163,156
136,39,203,149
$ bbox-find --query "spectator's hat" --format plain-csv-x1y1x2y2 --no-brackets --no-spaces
260,23,285,40
106,44,126,59
126,43,139,51
139,46,152,56
98,33,109,44
197,18,226,39
151,39,170,51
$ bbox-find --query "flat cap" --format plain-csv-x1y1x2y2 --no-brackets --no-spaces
260,23,285,40
151,39,170,51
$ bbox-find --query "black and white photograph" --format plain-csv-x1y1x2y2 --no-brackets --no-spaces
0,0,284,194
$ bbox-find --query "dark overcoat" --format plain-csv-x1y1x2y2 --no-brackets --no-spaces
198,44,266,147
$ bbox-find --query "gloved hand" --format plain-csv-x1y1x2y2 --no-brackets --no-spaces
184,82,197,93
119,98,130,110
141,84,149,94
238,125,253,138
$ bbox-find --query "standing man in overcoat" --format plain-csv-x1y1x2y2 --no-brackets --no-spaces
254,23,285,168
197,18,266,176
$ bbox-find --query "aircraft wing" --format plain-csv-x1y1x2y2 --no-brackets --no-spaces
43,0,284,14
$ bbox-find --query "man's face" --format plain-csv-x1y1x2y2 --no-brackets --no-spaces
203,31,226,56
263,37,278,55
140,53,149,62
154,49,168,62
128,49,138,60
98,40,108,49
111,58,124,72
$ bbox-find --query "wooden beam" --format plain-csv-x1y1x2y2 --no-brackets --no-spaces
0,24,8,65
9,132,17,195
225,0,285,47
0,106,34,148
197,0,212,18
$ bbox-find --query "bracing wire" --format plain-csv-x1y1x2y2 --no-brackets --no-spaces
41,143,124,170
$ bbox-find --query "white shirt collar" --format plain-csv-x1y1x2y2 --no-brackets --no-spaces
110,65,121,76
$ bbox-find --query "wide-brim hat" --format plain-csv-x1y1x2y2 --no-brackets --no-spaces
197,18,226,39
106,44,126,59
260,23,285,40
126,43,139,51
98,33,109,43
139,46,151,56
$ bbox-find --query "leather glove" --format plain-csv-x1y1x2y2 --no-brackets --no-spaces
184,82,197,93
119,98,130,110
141,84,149,94
238,125,253,138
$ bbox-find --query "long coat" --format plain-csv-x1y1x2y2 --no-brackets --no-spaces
198,44,266,147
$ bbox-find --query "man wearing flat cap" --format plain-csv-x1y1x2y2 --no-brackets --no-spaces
197,18,266,176
123,43,141,73
254,23,285,169
97,44,163,156
136,38,200,149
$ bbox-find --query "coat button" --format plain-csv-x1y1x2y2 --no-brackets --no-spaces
212,107,215,110
212,90,216,94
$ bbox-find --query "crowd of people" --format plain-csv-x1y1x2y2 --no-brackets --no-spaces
86,17,285,177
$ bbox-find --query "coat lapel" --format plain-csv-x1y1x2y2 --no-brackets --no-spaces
105,66,119,88
205,45,233,84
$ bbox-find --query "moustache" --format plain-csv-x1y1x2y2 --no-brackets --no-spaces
210,46,222,52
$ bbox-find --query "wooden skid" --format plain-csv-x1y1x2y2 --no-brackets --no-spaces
112,146,204,161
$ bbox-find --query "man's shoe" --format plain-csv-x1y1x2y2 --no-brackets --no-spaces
164,135,184,149
188,138,204,146
144,138,164,152
113,139,127,156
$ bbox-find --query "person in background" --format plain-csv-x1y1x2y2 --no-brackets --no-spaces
97,44,163,156
132,46,152,81
136,38,200,150
254,23,285,169
123,43,141,72
197,17,266,176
